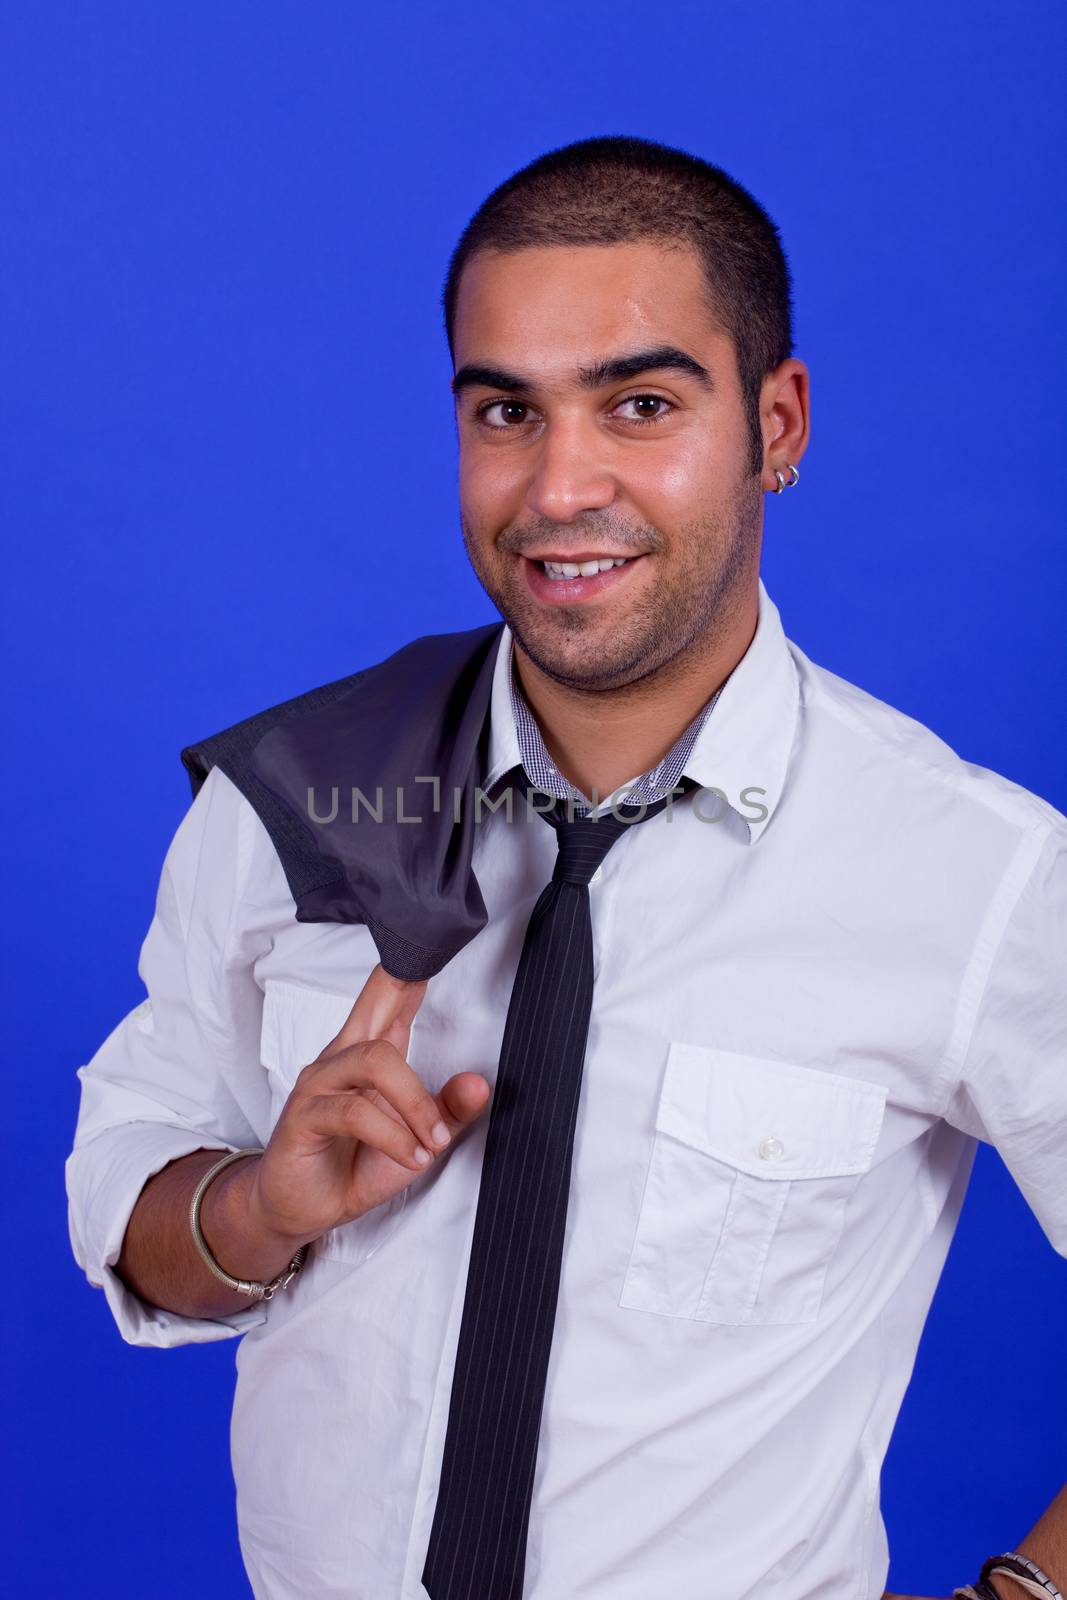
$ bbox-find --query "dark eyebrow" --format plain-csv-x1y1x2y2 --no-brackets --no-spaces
450,344,714,397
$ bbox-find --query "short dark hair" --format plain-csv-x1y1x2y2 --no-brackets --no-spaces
442,135,794,475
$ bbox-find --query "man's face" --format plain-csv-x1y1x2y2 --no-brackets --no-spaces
451,239,764,692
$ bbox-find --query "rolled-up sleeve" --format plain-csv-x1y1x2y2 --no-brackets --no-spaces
943,819,1067,1258
65,764,277,1347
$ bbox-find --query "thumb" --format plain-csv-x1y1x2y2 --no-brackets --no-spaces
435,1070,493,1135
319,962,428,1061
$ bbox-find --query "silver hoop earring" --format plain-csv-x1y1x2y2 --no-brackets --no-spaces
773,469,786,494
784,462,800,488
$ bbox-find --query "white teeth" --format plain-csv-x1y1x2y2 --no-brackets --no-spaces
541,557,631,580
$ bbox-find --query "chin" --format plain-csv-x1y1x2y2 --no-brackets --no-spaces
511,618,654,692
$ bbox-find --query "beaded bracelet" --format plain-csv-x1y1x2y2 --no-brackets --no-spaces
980,1554,1063,1599
953,1552,1064,1600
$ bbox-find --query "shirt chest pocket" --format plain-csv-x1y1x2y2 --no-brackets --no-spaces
619,1043,887,1326
259,978,411,1266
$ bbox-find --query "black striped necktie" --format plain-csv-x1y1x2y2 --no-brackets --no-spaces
422,786,674,1600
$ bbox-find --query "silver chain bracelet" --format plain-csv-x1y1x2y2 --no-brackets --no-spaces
190,1147,309,1301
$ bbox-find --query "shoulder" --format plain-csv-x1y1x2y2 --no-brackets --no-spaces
788,638,1067,846
173,620,505,924
179,664,373,800
179,620,503,799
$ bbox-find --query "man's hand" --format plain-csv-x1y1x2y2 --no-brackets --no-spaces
246,963,492,1248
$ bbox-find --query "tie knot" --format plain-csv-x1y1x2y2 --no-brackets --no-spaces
543,793,672,885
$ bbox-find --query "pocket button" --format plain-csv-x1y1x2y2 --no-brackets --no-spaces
757,1136,785,1161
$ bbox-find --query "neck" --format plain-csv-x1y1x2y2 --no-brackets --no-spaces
512,582,759,802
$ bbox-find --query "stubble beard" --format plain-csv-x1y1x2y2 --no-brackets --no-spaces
460,476,762,695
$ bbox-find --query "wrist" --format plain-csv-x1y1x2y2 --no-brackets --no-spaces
978,1554,1064,1600
200,1152,311,1284
242,1154,323,1255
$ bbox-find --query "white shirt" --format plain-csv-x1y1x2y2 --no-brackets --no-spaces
65,578,1067,1600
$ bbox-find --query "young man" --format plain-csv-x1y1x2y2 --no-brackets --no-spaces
66,137,1066,1600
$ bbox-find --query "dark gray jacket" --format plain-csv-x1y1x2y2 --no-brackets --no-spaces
180,622,505,982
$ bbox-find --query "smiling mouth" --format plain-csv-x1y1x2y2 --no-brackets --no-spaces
520,551,646,607
538,555,633,581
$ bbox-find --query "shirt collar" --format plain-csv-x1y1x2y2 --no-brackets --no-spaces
482,575,800,844
482,624,524,796
507,652,721,813
680,576,800,843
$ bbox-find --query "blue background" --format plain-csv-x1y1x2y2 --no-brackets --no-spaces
4,2,1065,1593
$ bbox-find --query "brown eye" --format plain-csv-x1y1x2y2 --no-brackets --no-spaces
480,400,531,427
616,395,673,423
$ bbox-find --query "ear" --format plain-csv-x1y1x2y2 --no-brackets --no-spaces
759,358,810,492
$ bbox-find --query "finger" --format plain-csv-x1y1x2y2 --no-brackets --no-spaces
300,1086,438,1172
305,1037,452,1155
437,1071,493,1132
318,964,428,1061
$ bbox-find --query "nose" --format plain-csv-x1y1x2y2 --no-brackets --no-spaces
524,417,616,523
